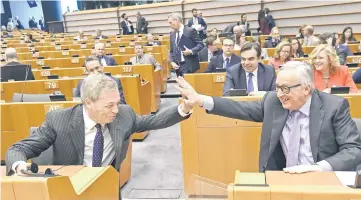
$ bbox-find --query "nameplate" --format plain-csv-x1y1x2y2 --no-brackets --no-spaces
80,44,87,49
137,37,142,41
71,58,80,64
44,104,63,114
40,39,45,43
44,81,59,89
105,43,111,47
32,52,39,58
1,45,7,48
146,47,153,52
55,45,61,50
213,74,226,83
20,40,25,44
0,85,3,92
129,41,135,46
40,70,51,77
352,57,361,64
62,51,69,56
37,60,45,66
122,66,133,73
116,37,121,42
119,47,126,53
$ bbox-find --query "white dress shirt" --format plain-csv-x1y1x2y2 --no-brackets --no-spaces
100,57,108,66
246,67,259,92
83,107,115,167
193,17,198,25
207,49,213,62
175,24,185,62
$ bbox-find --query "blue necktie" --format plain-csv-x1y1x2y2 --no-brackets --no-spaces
225,58,231,68
248,73,254,92
92,124,104,167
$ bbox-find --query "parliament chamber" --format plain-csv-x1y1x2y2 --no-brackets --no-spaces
1,0,361,200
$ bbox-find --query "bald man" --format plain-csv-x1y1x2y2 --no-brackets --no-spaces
1,48,35,82
74,30,88,41
94,43,117,66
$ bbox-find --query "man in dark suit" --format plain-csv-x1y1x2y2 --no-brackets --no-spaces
6,73,193,200
39,17,45,31
168,12,204,76
187,8,207,39
1,48,35,82
176,61,361,173
74,56,125,104
263,27,281,48
93,43,117,66
135,11,148,34
223,42,276,95
15,16,24,30
205,38,241,73
198,36,222,62
120,13,134,35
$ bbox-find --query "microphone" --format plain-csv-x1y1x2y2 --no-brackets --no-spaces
19,163,58,177
20,60,31,102
20,163,39,174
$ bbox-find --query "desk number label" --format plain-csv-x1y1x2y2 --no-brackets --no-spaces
80,44,87,49
105,43,111,47
41,70,51,77
119,48,126,53
116,38,121,42
37,60,44,66
146,47,153,51
352,58,361,63
123,66,132,73
71,58,79,64
62,51,69,56
44,104,64,114
214,75,225,83
44,81,59,89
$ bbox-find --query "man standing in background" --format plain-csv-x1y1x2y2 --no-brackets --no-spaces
187,8,207,39
39,17,45,31
136,11,148,34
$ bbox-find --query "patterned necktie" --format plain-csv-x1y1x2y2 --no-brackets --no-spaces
225,58,231,68
92,124,104,167
286,111,301,167
175,31,182,62
248,73,254,92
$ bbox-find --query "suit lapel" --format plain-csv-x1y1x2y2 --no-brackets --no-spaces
268,104,288,158
219,55,224,68
257,64,265,90
309,91,325,162
239,67,247,89
108,118,122,169
70,105,85,163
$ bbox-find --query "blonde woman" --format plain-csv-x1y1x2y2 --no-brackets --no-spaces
268,40,293,70
310,44,358,93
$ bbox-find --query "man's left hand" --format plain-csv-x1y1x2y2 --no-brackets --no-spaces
283,164,323,174
180,102,193,115
183,46,192,56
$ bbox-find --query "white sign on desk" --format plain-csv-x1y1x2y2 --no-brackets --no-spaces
335,171,356,187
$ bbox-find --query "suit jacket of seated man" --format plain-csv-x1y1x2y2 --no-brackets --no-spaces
198,47,222,62
223,62,276,95
169,25,204,73
74,76,126,104
263,38,282,48
187,17,207,39
145,41,161,46
129,54,161,70
1,61,35,82
205,53,241,73
5,103,190,175
205,90,361,171
98,55,117,66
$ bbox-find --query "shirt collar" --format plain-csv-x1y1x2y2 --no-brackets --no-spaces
298,95,312,117
245,66,258,77
178,24,184,33
83,107,105,130
223,54,231,61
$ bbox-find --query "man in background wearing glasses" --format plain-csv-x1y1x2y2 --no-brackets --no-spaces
175,61,361,173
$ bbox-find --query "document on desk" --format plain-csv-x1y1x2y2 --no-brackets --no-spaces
335,171,356,186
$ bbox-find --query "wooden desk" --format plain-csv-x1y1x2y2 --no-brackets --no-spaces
184,73,226,96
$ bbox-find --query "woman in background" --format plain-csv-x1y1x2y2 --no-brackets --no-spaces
268,40,293,70
290,38,304,58
296,24,306,39
340,27,357,44
238,14,251,36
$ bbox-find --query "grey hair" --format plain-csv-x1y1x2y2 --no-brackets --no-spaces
80,73,118,103
5,48,18,60
94,42,105,49
279,61,314,89
168,12,182,22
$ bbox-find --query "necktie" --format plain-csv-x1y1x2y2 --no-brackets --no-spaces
225,58,231,68
247,73,254,92
176,31,180,45
92,124,104,167
286,111,301,167
175,31,182,62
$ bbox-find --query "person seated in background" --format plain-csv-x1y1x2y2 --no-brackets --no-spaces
340,27,357,44
234,32,247,50
296,24,306,39
94,43,117,66
232,25,243,45
268,40,294,70
290,38,304,58
310,44,358,93
24,33,37,43
145,33,161,46
74,30,88,41
95,29,108,40
209,28,218,40
75,56,126,104
205,38,241,73
353,67,361,84
223,42,276,96
130,44,162,70
198,36,222,62
318,32,352,65
303,25,319,46
263,27,281,48
7,18,14,31
1,48,35,82
238,14,251,36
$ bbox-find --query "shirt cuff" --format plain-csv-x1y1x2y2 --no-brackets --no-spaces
201,95,214,111
316,160,333,171
12,161,27,174
177,104,193,117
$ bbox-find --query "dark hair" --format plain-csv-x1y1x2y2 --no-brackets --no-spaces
26,34,33,40
240,42,262,58
340,26,355,44
205,36,216,46
318,32,336,46
264,8,270,14
192,8,197,12
258,10,265,20
121,13,127,18
290,38,304,57
84,55,101,67
241,13,246,18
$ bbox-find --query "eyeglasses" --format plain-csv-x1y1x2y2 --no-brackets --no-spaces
276,84,301,94
281,50,290,54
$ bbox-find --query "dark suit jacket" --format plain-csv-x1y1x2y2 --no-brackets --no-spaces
263,38,281,48
136,16,148,34
39,20,45,30
74,75,126,104
121,20,134,35
6,104,188,175
223,62,276,95
29,20,37,29
237,21,251,36
336,44,352,65
266,15,276,30
198,47,222,62
208,90,361,172
187,17,207,39
1,62,35,82
16,20,24,30
100,55,117,66
205,54,241,73
353,67,361,84
169,25,204,73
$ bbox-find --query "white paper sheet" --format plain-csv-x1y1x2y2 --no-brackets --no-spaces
335,171,356,186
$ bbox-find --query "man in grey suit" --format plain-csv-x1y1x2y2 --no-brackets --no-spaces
198,36,222,62
223,42,276,95
6,73,192,177
136,11,148,34
130,44,162,70
168,12,204,76
74,56,126,104
176,61,361,173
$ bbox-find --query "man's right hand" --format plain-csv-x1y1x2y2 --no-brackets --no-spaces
174,76,205,107
171,62,180,70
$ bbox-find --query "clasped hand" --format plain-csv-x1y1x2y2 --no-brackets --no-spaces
175,77,203,109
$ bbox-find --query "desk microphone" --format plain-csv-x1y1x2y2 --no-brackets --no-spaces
19,163,57,177
20,163,39,174
20,60,31,102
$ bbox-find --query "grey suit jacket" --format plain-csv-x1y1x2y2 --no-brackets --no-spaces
207,90,361,172
136,16,148,34
6,104,188,175
198,47,222,62
223,62,276,95
205,54,241,73
130,54,161,70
